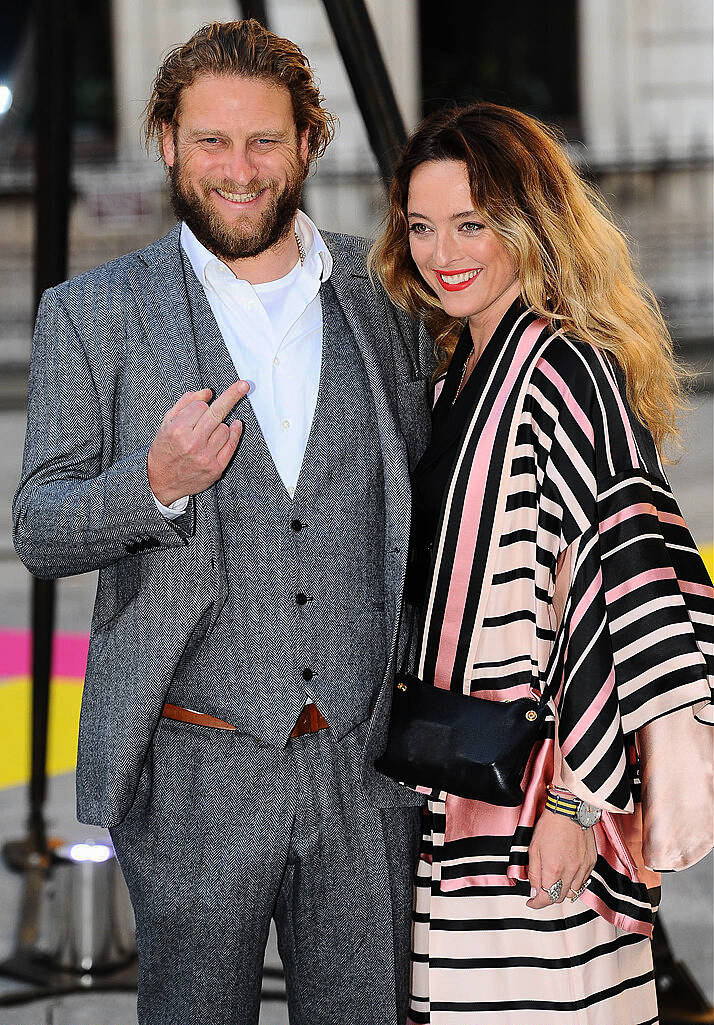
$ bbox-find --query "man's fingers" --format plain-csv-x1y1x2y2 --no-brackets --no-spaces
215,419,243,467
200,380,250,432
167,388,212,421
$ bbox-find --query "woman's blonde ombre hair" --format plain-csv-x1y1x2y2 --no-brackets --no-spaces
370,103,687,454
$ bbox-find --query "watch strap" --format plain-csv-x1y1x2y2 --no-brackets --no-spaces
545,790,580,820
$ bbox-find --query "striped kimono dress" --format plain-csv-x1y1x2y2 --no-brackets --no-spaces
405,301,714,1025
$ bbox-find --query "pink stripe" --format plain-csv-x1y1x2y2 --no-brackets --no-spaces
440,874,516,891
599,502,656,534
605,566,676,604
0,629,89,681
559,667,615,757
433,379,445,406
570,569,602,633
580,890,652,938
434,320,547,686
679,580,714,598
536,360,595,445
470,683,534,700
594,349,639,465
658,510,686,527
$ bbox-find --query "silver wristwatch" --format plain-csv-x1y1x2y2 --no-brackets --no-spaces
545,789,602,830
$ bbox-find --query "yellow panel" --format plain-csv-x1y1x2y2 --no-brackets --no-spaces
702,545,714,585
0,676,83,790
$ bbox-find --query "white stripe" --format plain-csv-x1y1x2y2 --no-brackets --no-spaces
609,595,681,634
566,340,616,477
616,624,694,666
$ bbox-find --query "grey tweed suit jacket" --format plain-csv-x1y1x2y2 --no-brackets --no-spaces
13,224,433,827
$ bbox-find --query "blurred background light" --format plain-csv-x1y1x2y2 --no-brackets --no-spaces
0,84,12,115
67,842,113,863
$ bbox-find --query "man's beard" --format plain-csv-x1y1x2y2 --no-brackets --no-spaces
168,156,305,262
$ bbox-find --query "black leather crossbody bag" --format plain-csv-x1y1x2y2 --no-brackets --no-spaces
375,671,552,806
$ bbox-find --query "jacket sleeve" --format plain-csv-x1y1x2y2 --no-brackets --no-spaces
541,344,714,813
12,288,194,579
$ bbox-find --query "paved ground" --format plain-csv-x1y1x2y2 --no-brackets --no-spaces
0,397,712,1023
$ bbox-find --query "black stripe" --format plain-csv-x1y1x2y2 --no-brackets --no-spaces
428,909,598,932
428,929,646,971
429,969,655,1013
472,654,538,670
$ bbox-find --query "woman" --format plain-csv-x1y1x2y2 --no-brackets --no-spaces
370,104,714,1025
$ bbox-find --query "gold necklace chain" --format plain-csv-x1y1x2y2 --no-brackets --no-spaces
294,229,306,266
453,345,475,404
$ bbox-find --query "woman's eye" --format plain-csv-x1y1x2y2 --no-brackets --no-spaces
408,222,430,235
460,221,484,234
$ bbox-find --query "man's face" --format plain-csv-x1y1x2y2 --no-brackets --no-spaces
162,74,309,262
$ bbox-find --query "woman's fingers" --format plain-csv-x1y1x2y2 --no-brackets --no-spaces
526,846,543,908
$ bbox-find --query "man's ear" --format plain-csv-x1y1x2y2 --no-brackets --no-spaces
298,129,310,171
161,123,176,168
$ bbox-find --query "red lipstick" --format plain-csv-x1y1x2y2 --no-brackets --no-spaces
434,268,482,292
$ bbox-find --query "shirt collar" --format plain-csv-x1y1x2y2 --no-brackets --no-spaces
180,209,332,290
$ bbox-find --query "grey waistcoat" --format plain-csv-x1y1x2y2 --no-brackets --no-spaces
166,272,387,745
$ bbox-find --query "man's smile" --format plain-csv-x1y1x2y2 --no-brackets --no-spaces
214,187,266,205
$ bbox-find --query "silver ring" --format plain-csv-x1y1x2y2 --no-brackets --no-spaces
545,879,563,902
574,880,588,898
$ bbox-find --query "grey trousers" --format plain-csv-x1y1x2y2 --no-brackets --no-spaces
110,716,420,1025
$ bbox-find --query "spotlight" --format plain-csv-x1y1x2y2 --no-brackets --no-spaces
0,85,12,116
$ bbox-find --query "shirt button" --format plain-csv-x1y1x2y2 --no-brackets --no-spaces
302,668,313,682
291,519,303,532
273,356,280,367
295,593,308,606
282,419,291,429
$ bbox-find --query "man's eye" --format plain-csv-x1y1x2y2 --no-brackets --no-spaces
202,138,220,145
256,138,278,146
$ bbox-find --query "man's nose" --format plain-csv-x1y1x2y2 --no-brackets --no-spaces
221,146,258,185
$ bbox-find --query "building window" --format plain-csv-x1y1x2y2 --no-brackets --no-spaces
419,0,580,139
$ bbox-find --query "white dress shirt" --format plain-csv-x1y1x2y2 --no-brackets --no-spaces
154,211,332,517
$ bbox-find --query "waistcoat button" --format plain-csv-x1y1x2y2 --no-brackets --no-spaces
302,668,313,681
291,519,303,532
295,593,308,606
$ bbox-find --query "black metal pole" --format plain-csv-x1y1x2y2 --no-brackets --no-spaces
239,0,270,26
28,0,75,856
321,0,407,187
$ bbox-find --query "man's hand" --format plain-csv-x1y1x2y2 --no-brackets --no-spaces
526,808,597,909
147,381,250,506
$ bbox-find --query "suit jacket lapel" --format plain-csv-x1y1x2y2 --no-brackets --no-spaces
127,224,204,405
327,254,411,650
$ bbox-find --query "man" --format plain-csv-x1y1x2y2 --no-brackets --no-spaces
13,20,431,1025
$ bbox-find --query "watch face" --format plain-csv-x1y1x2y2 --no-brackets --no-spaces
576,802,602,828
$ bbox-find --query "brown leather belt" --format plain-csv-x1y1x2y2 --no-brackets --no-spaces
162,702,235,730
289,703,329,739
161,702,330,739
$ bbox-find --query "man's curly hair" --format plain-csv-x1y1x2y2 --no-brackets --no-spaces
144,20,336,167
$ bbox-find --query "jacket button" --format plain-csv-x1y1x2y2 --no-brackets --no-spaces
295,593,308,606
291,519,303,532
302,668,313,681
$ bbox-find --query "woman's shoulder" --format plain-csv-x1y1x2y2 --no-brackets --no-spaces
531,331,625,418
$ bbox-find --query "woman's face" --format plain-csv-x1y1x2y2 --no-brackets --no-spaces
407,159,520,330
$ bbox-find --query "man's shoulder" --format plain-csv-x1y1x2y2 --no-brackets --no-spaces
50,224,182,307
320,229,370,269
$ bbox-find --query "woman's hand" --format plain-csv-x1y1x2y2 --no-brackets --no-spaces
526,809,597,909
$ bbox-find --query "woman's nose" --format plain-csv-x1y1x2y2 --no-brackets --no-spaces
433,233,462,267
